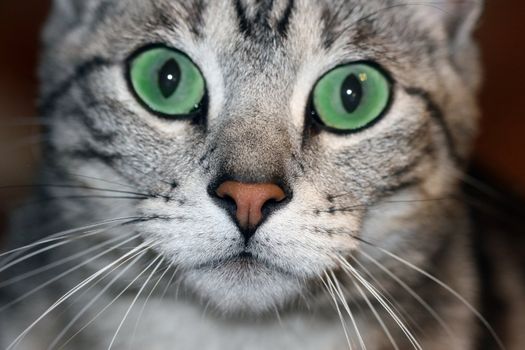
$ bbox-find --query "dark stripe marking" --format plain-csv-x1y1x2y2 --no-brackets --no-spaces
234,0,294,40
48,145,122,166
276,0,295,37
234,0,252,36
79,111,118,143
404,86,463,165
39,57,114,115
320,1,356,49
182,0,208,38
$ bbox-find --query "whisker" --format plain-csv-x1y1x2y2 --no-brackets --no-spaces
272,304,284,328
323,190,522,231
20,195,150,208
0,234,141,312
453,169,509,202
107,256,164,350
54,172,140,191
351,238,507,350
0,233,131,289
328,271,367,350
0,217,144,260
57,247,163,350
335,255,423,350
355,250,460,347
46,252,147,350
0,217,144,271
346,253,420,337
349,267,400,350
5,240,154,350
0,227,126,274
0,184,162,200
320,274,354,350
130,262,173,348
320,197,456,214
159,265,179,301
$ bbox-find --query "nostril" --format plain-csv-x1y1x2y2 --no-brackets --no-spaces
261,198,282,216
214,190,237,213
216,190,234,203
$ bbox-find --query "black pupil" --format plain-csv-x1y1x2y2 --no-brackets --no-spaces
158,58,181,98
340,74,363,113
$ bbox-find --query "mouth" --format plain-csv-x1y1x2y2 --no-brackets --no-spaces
194,251,295,277
182,250,307,314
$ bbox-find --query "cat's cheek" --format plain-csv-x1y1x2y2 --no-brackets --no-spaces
251,226,360,278
134,197,243,264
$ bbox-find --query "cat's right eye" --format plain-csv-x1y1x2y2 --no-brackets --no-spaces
127,46,206,118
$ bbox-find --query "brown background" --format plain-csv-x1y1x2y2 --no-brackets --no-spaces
0,1,524,228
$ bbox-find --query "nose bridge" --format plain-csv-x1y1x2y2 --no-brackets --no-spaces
212,110,295,183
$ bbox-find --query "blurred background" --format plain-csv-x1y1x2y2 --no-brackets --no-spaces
0,1,524,238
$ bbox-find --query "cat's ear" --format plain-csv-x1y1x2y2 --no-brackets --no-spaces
440,0,483,47
42,0,97,45
422,1,483,89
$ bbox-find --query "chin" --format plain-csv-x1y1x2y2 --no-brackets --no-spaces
181,255,305,316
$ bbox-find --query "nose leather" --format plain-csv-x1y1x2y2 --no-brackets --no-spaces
215,181,286,231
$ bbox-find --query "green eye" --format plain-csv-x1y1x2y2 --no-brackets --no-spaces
312,63,391,132
128,46,206,117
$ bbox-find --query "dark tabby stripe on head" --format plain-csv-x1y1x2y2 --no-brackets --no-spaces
234,0,295,40
39,57,114,115
276,0,294,37
404,86,463,165
180,0,208,38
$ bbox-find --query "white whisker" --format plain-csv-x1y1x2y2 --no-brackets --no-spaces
335,255,422,350
328,271,367,350
0,233,129,289
159,265,179,301
130,263,173,349
0,217,142,261
356,250,459,347
347,253,420,336
320,274,354,350
5,240,153,350
365,244,506,350
57,250,163,350
0,227,124,274
0,234,140,312
107,255,164,350
46,252,147,350
60,172,139,191
349,264,400,350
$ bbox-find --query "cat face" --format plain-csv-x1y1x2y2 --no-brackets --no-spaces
40,0,481,315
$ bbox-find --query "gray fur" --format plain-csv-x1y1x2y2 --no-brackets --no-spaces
4,1,518,349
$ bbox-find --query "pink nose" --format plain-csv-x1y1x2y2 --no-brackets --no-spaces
215,181,286,231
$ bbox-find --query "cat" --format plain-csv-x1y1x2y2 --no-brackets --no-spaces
0,0,524,349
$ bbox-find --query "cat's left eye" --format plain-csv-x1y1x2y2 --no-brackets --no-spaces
127,46,206,118
311,63,391,132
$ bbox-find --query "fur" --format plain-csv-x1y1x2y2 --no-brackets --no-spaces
1,1,522,349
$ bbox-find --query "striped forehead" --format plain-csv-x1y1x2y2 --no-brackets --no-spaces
178,0,330,126
42,0,441,127
142,0,373,50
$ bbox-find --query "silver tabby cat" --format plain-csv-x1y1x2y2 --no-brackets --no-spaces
1,0,523,349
